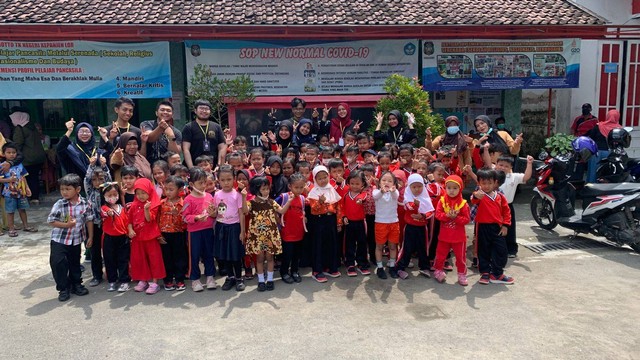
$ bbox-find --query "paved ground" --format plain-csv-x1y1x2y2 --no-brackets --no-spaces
1,189,639,359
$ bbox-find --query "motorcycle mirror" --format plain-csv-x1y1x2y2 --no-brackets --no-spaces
539,150,549,160
624,126,633,132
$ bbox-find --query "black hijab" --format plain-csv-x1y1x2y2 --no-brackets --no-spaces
474,115,509,154
266,155,288,199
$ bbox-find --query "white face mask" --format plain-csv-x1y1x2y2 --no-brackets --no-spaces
322,158,331,166
346,156,355,164
105,196,118,205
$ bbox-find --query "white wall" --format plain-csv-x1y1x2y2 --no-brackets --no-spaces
566,40,600,131
573,0,633,24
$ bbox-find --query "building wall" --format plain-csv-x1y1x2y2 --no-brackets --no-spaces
574,0,633,24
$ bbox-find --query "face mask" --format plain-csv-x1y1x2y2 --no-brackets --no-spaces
447,126,459,135
105,196,118,205
582,109,590,116
322,158,331,166
497,124,506,130
346,156,355,164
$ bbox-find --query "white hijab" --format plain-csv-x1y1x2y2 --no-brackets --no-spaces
403,174,434,213
9,111,29,127
307,165,341,204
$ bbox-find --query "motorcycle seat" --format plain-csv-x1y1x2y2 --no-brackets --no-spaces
580,182,640,197
628,158,640,167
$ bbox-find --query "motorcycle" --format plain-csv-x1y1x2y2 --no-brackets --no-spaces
530,151,640,253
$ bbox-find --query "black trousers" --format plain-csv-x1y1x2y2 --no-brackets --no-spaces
345,220,368,267
90,225,103,280
365,214,376,264
398,224,429,271
506,204,518,255
311,213,338,274
428,219,441,262
103,234,130,283
161,231,188,283
49,241,82,291
298,205,313,268
477,223,508,277
24,164,42,201
280,240,303,276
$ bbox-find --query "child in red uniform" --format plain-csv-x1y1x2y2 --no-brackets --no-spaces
100,182,131,292
392,169,407,246
426,162,451,271
472,168,513,285
158,176,189,291
360,164,377,268
433,175,470,286
328,159,348,264
397,173,434,280
276,173,307,284
128,178,165,294
342,170,370,277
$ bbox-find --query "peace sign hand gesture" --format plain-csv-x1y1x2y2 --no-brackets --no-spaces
268,108,277,120
322,104,332,120
353,120,363,133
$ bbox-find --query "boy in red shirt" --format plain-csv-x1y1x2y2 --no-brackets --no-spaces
276,173,307,284
158,176,188,291
342,170,370,276
471,168,513,285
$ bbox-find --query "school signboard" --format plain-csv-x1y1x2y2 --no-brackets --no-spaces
185,40,419,95
0,40,172,99
422,39,581,91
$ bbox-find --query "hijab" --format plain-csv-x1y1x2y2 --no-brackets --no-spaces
132,177,161,210
387,110,406,142
266,156,288,199
329,102,353,142
599,110,622,137
276,120,294,149
117,132,152,180
474,115,508,154
236,169,255,201
404,173,434,214
9,111,30,127
441,175,466,213
66,122,96,174
307,165,341,204
442,116,468,153
392,169,408,203
295,118,315,146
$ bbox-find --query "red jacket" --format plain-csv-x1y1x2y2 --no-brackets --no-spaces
342,191,367,221
435,200,470,243
471,191,511,227
404,201,434,226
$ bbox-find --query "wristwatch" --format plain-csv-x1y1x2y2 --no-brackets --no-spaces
168,137,176,142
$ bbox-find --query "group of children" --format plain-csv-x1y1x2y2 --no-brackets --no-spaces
48,130,533,302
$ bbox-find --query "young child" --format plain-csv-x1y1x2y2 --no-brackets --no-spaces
48,174,93,301
398,144,415,179
159,176,189,291
100,182,131,292
426,162,449,271
307,165,343,283
1,143,35,237
433,175,470,286
266,156,288,199
276,173,306,284
304,145,320,167
392,169,408,246
84,155,111,287
342,170,370,277
213,165,246,291
496,155,533,258
397,173,434,280
236,169,255,280
120,165,139,206
361,163,378,268
195,155,214,175
249,148,266,178
165,151,182,169
282,158,296,179
182,167,217,292
344,145,360,178
233,135,248,152
376,152,394,178
128,178,166,294
245,176,292,291
152,160,170,197
472,168,513,285
319,146,333,167
227,152,245,172
372,171,400,279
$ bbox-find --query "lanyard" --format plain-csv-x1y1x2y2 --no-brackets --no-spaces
198,121,209,137
76,144,96,160
116,123,130,134
392,128,403,143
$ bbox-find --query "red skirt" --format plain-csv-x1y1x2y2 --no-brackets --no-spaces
130,240,166,281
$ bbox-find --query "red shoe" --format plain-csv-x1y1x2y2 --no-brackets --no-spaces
346,266,358,277
326,271,341,278
490,274,515,284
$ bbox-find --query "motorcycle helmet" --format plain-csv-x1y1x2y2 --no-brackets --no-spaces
607,128,631,149
571,136,597,162
596,155,627,183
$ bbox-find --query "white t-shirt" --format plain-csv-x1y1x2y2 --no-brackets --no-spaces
500,172,525,203
372,189,399,223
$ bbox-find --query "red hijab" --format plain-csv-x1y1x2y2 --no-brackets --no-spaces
442,175,466,212
599,110,622,137
132,178,161,210
392,169,408,202
330,102,353,142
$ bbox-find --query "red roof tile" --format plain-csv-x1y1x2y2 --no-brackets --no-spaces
0,0,606,26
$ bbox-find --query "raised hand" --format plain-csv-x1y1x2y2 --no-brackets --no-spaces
425,127,432,139
375,112,384,125
312,108,319,119
515,133,524,145
319,194,326,204
267,130,277,143
260,132,269,144
322,104,332,120
65,118,75,132
98,126,108,140
268,108,277,119
144,201,151,210
225,133,233,146
353,120,363,132
109,122,119,140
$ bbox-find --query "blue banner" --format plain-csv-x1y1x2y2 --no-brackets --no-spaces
422,39,580,91
0,41,171,99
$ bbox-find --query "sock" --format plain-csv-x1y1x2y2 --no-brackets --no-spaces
389,259,396,267
258,274,265,283
267,271,274,281
377,261,383,268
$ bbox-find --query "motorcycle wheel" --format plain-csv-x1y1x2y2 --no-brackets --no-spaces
630,243,640,254
531,194,557,230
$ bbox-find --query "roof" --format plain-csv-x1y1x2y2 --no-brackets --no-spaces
0,0,606,26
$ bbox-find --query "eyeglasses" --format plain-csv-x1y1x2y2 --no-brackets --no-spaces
78,129,92,134
197,106,211,112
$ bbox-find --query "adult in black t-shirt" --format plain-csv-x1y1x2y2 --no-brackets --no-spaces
99,97,142,150
140,100,182,165
182,99,226,168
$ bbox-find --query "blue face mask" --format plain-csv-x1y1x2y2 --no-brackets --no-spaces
447,126,459,135
497,123,506,130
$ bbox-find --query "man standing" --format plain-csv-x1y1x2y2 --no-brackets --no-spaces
182,100,226,169
570,103,598,137
140,100,182,165
99,97,142,149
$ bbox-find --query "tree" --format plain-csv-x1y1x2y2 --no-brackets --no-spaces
371,74,443,145
187,64,255,128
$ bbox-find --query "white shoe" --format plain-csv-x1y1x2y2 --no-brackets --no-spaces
192,280,204,292
117,283,130,292
206,276,217,290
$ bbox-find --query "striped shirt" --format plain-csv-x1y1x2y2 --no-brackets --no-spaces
47,197,94,246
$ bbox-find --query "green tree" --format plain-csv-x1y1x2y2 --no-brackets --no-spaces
187,64,255,128
370,74,443,146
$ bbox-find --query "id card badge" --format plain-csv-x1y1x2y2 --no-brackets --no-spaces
202,139,211,152
338,138,345,146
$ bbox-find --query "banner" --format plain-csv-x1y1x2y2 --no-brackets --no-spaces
0,41,171,99
422,39,580,91
185,40,419,95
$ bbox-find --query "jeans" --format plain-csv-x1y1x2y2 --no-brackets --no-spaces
587,150,609,183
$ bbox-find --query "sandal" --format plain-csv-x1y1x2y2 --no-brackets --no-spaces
23,227,37,232
0,230,5,236
8,230,18,237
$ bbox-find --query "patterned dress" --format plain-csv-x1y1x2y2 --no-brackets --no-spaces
245,198,283,255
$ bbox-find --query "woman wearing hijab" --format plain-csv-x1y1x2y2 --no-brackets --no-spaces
262,120,295,152
374,110,417,147
57,119,110,178
586,109,623,182
327,103,357,146
110,132,152,182
294,118,315,147
426,115,472,172
11,109,46,204
472,115,522,167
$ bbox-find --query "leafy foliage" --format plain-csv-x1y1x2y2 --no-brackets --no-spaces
544,133,575,157
370,74,443,144
188,64,255,128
